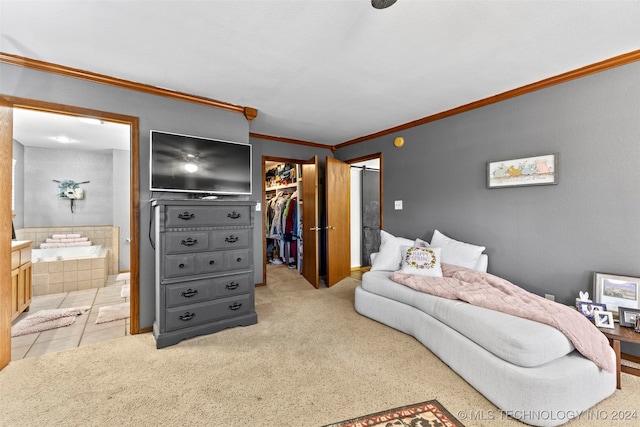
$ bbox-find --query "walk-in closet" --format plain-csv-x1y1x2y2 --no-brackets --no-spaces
265,161,303,272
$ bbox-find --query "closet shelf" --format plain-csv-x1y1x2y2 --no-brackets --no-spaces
266,182,298,192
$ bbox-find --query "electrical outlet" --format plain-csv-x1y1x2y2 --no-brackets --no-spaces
544,294,555,301
394,200,403,210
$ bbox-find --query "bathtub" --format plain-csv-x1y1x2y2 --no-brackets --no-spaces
31,245,110,296
32,245,103,262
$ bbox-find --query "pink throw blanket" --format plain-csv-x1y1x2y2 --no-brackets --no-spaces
391,264,615,372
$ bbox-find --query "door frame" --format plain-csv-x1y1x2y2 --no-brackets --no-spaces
0,96,140,370
344,152,383,269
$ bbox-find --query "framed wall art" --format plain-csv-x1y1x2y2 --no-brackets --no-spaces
487,153,558,188
593,272,640,315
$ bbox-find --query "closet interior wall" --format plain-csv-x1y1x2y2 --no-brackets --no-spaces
265,161,303,271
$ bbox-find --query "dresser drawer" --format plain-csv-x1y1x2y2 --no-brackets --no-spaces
164,254,196,278
165,232,209,254
194,252,226,274
165,293,252,331
165,205,251,227
165,278,216,308
211,229,250,249
223,249,251,270
212,273,251,298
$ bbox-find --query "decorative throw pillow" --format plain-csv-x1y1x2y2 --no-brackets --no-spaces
370,230,415,271
400,246,443,277
430,230,486,269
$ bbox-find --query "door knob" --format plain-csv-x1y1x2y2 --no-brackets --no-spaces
325,226,336,230
309,226,321,231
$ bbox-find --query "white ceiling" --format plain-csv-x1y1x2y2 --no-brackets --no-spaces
2,0,639,149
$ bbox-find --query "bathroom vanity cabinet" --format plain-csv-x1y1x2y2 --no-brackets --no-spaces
11,240,32,321
152,200,257,348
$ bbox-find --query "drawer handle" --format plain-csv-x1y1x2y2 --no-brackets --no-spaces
226,282,239,290
227,211,241,219
179,263,185,269
225,235,239,243
178,212,195,220
181,238,198,246
236,257,242,263
181,289,198,298
179,312,196,321
229,302,242,311
209,260,215,265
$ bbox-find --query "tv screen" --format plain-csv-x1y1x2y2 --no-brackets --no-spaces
150,130,252,195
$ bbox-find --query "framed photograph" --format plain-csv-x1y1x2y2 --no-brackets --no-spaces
618,306,640,328
487,153,558,188
593,272,640,314
594,311,615,329
577,301,607,320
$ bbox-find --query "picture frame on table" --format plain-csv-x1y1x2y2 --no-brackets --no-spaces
593,272,640,315
594,311,615,329
487,153,558,188
577,301,606,320
618,306,640,328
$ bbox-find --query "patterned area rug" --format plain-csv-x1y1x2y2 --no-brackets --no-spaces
95,302,130,324
323,400,464,427
11,306,91,337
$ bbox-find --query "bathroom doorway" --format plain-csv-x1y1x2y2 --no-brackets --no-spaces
1,97,140,367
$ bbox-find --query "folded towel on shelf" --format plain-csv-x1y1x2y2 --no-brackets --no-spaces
46,238,61,243
51,234,68,239
60,237,89,243
66,233,82,238
68,241,92,247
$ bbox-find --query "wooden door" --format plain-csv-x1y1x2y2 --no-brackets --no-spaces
0,97,13,371
301,156,320,288
325,157,351,286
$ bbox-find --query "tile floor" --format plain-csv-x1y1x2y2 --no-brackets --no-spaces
11,275,130,360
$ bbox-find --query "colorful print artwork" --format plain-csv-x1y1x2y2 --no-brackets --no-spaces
488,154,558,188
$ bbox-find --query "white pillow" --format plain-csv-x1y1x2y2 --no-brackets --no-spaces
400,246,443,277
430,230,486,269
414,238,429,247
370,230,414,271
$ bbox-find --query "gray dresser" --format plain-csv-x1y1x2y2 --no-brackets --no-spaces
152,199,257,348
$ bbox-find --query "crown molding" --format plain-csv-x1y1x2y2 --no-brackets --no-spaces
0,52,258,121
249,132,332,151
335,49,640,150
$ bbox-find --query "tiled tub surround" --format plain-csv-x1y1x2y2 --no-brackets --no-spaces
30,247,109,296
15,226,120,276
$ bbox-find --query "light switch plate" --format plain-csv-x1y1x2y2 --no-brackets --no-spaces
394,200,403,210
256,203,261,211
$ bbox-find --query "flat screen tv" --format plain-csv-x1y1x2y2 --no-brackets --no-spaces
150,130,252,195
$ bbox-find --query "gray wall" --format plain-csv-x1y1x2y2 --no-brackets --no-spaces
113,149,131,271
336,62,640,308
24,146,114,226
11,140,24,229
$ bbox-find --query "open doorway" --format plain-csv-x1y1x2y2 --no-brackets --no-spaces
2,97,139,366
262,155,320,288
347,154,382,273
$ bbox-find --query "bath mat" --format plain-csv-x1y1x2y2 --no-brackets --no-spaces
11,306,91,337
120,284,130,299
322,400,464,427
95,302,130,324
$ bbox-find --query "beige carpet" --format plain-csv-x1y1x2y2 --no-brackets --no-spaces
10,306,91,337
1,266,639,427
